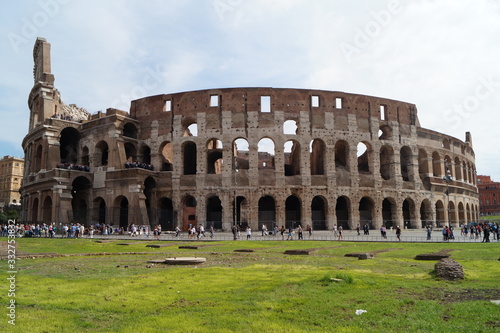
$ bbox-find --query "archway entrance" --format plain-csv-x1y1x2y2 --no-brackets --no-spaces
311,196,326,230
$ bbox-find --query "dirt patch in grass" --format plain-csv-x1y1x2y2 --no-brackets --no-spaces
405,288,500,303
415,249,458,261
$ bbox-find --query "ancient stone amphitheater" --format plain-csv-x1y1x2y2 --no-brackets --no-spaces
21,38,479,231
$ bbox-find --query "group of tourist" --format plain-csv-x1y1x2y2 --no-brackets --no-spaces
229,224,315,241
1,223,57,238
461,222,499,242
183,224,215,239
3,221,500,242
56,163,90,171
124,161,154,170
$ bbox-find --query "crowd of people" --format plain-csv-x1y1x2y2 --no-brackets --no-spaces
460,222,499,242
2,221,499,242
124,161,154,170
57,163,90,172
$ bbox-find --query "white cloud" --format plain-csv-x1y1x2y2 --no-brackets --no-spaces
1,0,499,179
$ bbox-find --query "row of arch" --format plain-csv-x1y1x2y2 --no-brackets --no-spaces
27,176,479,230
420,150,477,185
27,126,475,188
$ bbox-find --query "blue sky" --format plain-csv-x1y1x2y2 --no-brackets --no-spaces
1,0,500,180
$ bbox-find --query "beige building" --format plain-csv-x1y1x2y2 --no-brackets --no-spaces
20,38,479,230
0,156,24,206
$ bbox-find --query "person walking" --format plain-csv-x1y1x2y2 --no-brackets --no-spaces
297,225,303,240
426,225,432,240
246,226,252,240
395,226,401,241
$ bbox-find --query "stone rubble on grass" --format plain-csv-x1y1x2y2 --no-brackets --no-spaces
434,258,464,280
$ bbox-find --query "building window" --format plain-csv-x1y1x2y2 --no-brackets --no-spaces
380,105,387,120
335,97,342,109
210,95,219,107
164,100,172,112
261,96,271,113
311,95,319,108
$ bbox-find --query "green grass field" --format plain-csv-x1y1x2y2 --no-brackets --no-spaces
1,238,499,332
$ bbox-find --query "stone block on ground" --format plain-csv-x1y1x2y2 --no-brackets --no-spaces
435,258,464,280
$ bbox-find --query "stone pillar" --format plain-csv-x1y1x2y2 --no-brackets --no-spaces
222,190,233,231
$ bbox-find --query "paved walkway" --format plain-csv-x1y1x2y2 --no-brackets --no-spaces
50,229,498,243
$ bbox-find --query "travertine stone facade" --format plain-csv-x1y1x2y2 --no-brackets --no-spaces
20,38,479,231
0,156,24,206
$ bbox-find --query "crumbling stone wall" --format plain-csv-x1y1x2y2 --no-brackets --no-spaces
20,38,479,231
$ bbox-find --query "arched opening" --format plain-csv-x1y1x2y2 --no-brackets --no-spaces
283,120,298,135
462,161,469,183
233,138,249,170
140,145,151,165
420,199,432,228
31,198,39,222
380,145,394,180
454,157,462,181
159,198,174,231
118,197,129,229
336,196,350,230
160,142,173,171
124,142,137,162
359,197,374,229
42,196,52,223
402,198,414,229
72,176,92,226
458,202,465,226
284,140,300,176
435,200,445,227
123,123,138,139
95,141,109,166
357,142,370,173
442,138,450,149
183,142,197,175
310,139,325,175
382,198,395,229
335,140,349,171
258,138,275,169
182,195,197,230
432,151,441,177
311,196,327,230
93,197,106,224
285,195,301,228
444,155,452,177
400,146,413,182
233,196,248,228
81,146,90,167
258,196,276,230
207,139,223,174
449,201,456,227
60,127,80,164
144,177,156,226
418,149,429,177
206,196,223,229
34,145,43,172
183,123,198,137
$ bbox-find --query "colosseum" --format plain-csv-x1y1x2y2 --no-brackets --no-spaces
20,38,479,232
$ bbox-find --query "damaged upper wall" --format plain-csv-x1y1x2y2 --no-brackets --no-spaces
130,88,420,129
28,38,90,131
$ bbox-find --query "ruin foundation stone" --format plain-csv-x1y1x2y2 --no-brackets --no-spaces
434,258,464,280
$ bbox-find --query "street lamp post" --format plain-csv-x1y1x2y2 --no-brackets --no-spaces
443,168,453,228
